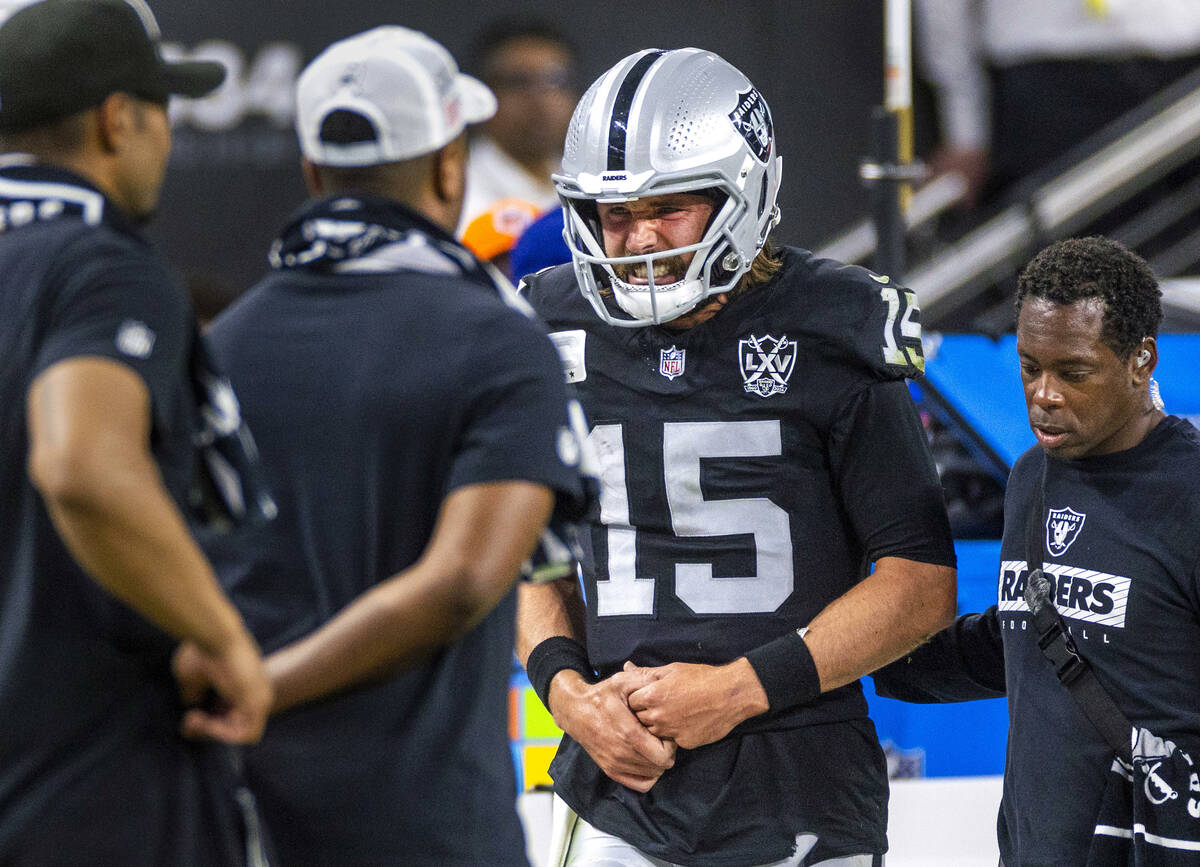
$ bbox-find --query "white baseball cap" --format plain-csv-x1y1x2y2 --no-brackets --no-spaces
296,25,497,167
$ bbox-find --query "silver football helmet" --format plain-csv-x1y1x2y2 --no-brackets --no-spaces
554,48,782,326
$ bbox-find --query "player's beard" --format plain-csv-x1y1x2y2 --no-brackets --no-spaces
613,253,691,285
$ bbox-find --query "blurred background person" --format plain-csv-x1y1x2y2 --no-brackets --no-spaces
915,0,1200,212
511,205,571,282
462,196,541,279
458,18,577,235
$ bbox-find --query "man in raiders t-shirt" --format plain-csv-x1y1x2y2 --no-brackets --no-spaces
875,236,1200,866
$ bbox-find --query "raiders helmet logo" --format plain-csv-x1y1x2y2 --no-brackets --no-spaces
728,87,773,164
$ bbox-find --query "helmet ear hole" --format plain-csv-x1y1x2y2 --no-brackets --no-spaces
758,174,768,218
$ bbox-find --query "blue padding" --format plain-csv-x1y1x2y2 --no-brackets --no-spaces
922,333,1200,473
922,335,1031,471
1153,335,1200,424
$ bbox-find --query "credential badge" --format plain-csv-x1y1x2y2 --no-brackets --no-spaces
659,345,686,380
739,334,796,398
1046,507,1086,557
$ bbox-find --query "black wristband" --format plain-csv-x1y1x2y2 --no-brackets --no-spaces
525,636,594,711
744,628,821,712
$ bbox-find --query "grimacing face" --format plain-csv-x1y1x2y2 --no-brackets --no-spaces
597,192,714,284
1016,296,1152,459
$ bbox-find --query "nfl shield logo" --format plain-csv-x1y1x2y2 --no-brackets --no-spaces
1046,507,1086,557
659,345,686,380
739,334,796,397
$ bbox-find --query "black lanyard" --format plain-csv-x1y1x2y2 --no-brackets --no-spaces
1023,452,1134,763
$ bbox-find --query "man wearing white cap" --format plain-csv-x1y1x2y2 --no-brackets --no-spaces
202,25,592,866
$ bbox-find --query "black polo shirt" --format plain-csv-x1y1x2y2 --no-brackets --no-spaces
0,160,249,864
204,195,586,866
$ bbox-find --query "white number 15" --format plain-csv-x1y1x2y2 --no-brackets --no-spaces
589,420,794,617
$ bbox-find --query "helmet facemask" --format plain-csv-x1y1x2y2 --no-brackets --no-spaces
560,184,754,325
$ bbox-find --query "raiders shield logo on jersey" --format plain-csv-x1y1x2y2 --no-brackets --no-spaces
1046,507,1086,557
739,334,796,397
728,87,772,164
659,345,686,380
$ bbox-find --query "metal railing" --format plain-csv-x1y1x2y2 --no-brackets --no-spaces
816,66,1200,326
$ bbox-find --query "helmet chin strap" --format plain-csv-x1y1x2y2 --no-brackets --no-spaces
610,274,705,323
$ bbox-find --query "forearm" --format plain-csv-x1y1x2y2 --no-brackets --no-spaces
41,452,246,654
269,480,553,714
743,557,956,712
516,575,587,665
873,606,1006,702
267,561,494,713
517,576,594,719
805,557,957,692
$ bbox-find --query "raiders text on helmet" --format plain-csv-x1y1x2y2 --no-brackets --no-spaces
554,48,782,326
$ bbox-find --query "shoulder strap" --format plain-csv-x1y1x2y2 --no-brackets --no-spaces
1023,451,1134,763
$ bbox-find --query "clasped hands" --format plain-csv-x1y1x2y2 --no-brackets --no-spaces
548,657,769,793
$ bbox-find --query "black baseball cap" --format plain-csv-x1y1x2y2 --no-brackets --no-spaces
0,0,226,133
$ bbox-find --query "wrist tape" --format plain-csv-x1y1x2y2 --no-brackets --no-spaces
525,636,594,711
744,627,821,711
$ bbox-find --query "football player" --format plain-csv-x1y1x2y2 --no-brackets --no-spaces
517,48,958,866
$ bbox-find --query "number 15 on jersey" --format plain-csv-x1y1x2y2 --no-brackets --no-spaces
588,419,794,618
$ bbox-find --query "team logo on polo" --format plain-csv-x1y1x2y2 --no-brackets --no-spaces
729,87,772,163
1046,507,1086,557
116,320,156,358
739,334,796,397
659,345,686,380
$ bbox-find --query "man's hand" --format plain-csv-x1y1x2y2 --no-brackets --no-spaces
173,631,273,744
624,658,769,750
548,669,675,792
928,145,990,210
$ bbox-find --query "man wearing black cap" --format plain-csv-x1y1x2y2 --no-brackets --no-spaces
0,1,273,864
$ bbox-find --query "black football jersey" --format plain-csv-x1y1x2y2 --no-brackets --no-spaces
524,248,955,864
526,247,954,730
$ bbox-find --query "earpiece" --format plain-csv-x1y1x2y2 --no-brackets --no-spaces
1136,349,1151,367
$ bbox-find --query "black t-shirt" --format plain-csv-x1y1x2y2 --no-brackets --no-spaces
524,248,956,865
0,162,248,864
996,417,1200,866
204,200,585,867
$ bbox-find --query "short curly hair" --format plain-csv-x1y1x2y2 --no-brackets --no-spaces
1015,236,1162,360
